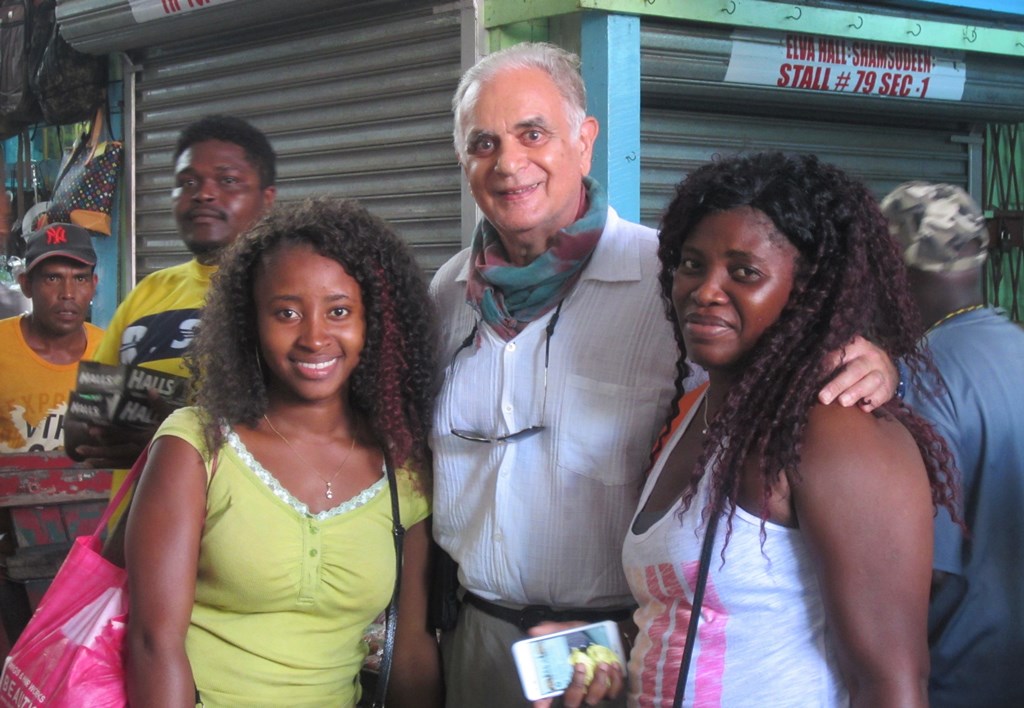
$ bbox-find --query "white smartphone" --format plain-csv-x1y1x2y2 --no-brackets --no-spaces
511,620,626,702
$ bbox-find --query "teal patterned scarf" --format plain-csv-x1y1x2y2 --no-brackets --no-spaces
466,177,607,340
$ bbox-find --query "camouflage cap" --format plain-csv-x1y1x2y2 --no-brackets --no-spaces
880,181,988,272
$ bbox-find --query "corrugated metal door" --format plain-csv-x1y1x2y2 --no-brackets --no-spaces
133,4,463,280
640,108,974,227
639,20,983,228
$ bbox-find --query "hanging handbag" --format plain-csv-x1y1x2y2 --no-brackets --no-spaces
29,0,106,127
0,0,46,140
46,106,122,236
0,448,148,708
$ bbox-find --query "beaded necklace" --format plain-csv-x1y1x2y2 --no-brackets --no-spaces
926,304,985,335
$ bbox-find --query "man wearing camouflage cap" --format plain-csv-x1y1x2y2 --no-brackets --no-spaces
882,181,1024,708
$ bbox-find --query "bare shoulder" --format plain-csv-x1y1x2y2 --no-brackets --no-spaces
148,433,206,470
139,434,209,497
796,403,925,491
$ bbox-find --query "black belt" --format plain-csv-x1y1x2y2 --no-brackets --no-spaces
463,591,634,632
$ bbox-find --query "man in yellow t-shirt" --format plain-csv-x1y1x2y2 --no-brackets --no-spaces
66,118,277,539
0,223,103,451
66,115,277,468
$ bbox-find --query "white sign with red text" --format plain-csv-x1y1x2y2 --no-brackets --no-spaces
724,30,966,101
128,0,239,24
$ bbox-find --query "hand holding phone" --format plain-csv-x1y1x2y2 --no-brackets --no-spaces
511,620,626,702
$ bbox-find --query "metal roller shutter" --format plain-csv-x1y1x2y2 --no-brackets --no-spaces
133,4,463,280
640,108,973,227
638,19,988,228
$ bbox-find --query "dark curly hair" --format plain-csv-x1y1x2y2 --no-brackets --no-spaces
656,152,958,542
186,197,439,482
174,115,277,189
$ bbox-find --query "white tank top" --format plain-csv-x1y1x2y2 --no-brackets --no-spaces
621,395,849,707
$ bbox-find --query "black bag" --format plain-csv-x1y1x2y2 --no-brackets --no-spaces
428,543,461,632
30,0,106,125
0,0,46,138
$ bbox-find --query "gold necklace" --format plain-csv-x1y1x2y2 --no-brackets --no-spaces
926,304,985,335
263,414,357,500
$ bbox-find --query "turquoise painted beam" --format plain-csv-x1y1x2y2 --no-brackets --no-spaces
581,13,641,222
91,218,118,328
484,0,1024,58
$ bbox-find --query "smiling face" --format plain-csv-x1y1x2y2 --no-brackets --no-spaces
672,207,800,381
19,258,97,338
254,243,366,408
460,67,598,264
173,139,276,264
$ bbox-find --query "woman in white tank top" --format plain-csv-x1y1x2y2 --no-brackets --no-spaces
542,153,959,708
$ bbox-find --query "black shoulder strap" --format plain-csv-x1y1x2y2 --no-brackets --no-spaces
369,455,406,707
673,503,720,707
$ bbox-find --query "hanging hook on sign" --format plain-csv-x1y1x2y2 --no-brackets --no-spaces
785,6,802,20
908,23,922,37
625,152,637,163
962,26,977,43
848,15,863,30
722,0,737,15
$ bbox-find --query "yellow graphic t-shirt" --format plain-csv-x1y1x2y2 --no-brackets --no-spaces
92,259,217,376
90,258,216,523
0,315,104,452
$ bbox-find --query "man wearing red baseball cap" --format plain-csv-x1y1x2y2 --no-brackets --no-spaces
0,223,103,451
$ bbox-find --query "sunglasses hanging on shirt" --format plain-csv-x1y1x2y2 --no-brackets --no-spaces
449,301,563,444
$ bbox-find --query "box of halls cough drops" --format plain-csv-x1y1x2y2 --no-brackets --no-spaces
68,362,189,429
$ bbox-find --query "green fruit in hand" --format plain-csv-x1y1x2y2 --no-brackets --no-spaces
567,644,622,686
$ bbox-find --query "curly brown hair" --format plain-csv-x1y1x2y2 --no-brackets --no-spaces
656,152,958,542
186,197,439,481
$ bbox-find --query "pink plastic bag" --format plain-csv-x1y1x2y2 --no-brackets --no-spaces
0,450,146,708
0,535,128,707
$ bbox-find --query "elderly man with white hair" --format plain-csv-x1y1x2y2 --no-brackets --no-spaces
431,42,898,707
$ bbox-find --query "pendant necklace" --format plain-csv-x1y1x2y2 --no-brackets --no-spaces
926,304,985,335
701,392,711,436
263,414,357,500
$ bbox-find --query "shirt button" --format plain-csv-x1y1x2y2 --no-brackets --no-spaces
506,342,516,352
310,549,318,557
309,525,318,534
504,404,513,413
493,532,503,542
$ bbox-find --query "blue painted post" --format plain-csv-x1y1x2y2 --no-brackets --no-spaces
580,13,641,222
91,213,118,328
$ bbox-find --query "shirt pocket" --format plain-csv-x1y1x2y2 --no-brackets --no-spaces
555,373,667,486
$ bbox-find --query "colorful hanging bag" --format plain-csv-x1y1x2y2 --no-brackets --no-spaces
0,450,146,707
46,106,122,236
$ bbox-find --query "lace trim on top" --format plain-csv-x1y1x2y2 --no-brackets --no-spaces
225,427,386,521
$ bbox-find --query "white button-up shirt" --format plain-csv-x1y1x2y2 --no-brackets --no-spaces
430,207,700,609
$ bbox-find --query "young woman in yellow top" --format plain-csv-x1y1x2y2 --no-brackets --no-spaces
125,197,442,707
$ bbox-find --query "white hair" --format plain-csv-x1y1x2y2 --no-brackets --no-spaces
452,42,587,162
